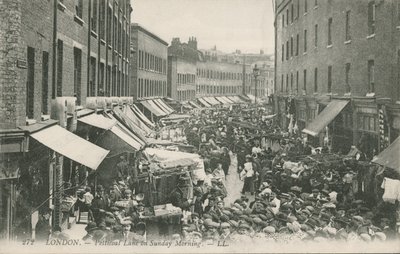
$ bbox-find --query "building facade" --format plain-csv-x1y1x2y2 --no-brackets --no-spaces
274,0,400,155
130,23,168,100
0,0,132,241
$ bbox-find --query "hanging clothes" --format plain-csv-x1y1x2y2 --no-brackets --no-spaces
381,177,400,204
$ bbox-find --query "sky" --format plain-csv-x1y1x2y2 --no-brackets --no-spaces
131,0,275,54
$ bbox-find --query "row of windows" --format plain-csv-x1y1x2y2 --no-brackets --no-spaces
196,84,241,95
196,68,251,81
281,7,374,63
279,60,375,94
178,73,195,85
137,79,167,98
281,0,318,28
74,0,130,57
138,50,167,74
177,90,196,101
280,1,376,53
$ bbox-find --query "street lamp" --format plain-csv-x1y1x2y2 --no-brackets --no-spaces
253,64,260,104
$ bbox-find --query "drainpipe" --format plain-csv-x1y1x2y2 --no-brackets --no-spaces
51,0,57,99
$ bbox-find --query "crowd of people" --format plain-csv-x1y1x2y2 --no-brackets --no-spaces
36,104,398,245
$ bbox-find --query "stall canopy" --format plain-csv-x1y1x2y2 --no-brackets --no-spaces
140,100,167,117
206,97,221,105
148,99,170,116
131,104,155,127
154,98,175,114
31,125,109,170
79,113,144,151
121,106,153,135
198,98,211,107
246,94,256,102
181,101,193,109
222,96,235,104
372,137,400,172
302,100,349,137
144,148,206,181
189,101,202,109
113,107,148,140
215,97,227,105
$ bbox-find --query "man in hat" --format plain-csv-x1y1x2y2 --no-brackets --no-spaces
170,177,194,211
79,186,94,222
35,208,52,242
117,155,129,181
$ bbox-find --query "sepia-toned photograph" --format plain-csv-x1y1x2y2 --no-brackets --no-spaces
1,0,400,253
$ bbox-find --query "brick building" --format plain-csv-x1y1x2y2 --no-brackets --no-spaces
130,23,168,100
274,0,400,155
0,0,131,241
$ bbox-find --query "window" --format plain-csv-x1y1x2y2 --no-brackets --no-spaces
314,68,318,92
89,57,96,96
56,40,63,97
286,41,289,60
282,14,285,27
368,1,376,35
328,18,332,45
296,71,299,93
291,3,294,23
304,0,308,13
368,60,375,92
99,0,105,39
287,9,289,26
106,7,112,45
91,0,98,33
296,34,299,56
328,65,332,93
345,10,351,41
297,0,300,18
281,75,284,92
286,74,289,93
73,48,82,104
345,63,351,92
303,69,307,92
314,24,318,47
27,47,35,119
99,62,105,96
42,51,49,114
76,0,83,18
290,73,293,92
304,29,307,52
106,65,111,96
315,0,318,6
290,36,293,57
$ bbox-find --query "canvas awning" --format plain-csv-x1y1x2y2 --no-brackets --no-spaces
302,100,349,137
131,105,155,127
246,94,256,102
207,97,221,105
189,101,202,109
198,98,211,107
372,137,400,172
222,96,234,104
78,113,144,151
112,107,148,140
122,106,153,135
154,98,175,114
215,97,229,105
31,125,109,170
140,100,167,117
230,96,244,103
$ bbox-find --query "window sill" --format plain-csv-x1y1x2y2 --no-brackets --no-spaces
58,2,66,12
304,12,308,16
367,34,375,39
303,52,308,55
327,44,333,49
91,30,98,38
344,40,352,45
74,15,85,26
100,39,106,45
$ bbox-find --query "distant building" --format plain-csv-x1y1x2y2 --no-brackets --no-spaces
274,0,400,156
130,23,168,100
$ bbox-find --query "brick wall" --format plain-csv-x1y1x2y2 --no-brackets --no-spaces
276,0,400,101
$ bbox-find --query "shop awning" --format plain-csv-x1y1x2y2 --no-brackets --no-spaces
198,98,211,107
230,96,244,103
222,96,234,104
31,125,109,170
181,101,193,109
79,113,145,151
140,100,167,117
131,105,155,127
302,100,349,137
149,99,169,115
189,101,202,109
154,98,175,114
372,137,400,172
215,97,229,105
204,97,220,105
112,107,148,140
122,106,153,135
246,94,256,102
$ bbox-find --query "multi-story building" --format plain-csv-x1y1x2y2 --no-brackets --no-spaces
167,37,199,101
274,0,400,156
0,0,131,241
130,23,168,100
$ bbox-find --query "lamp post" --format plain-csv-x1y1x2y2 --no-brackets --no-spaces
253,64,260,104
